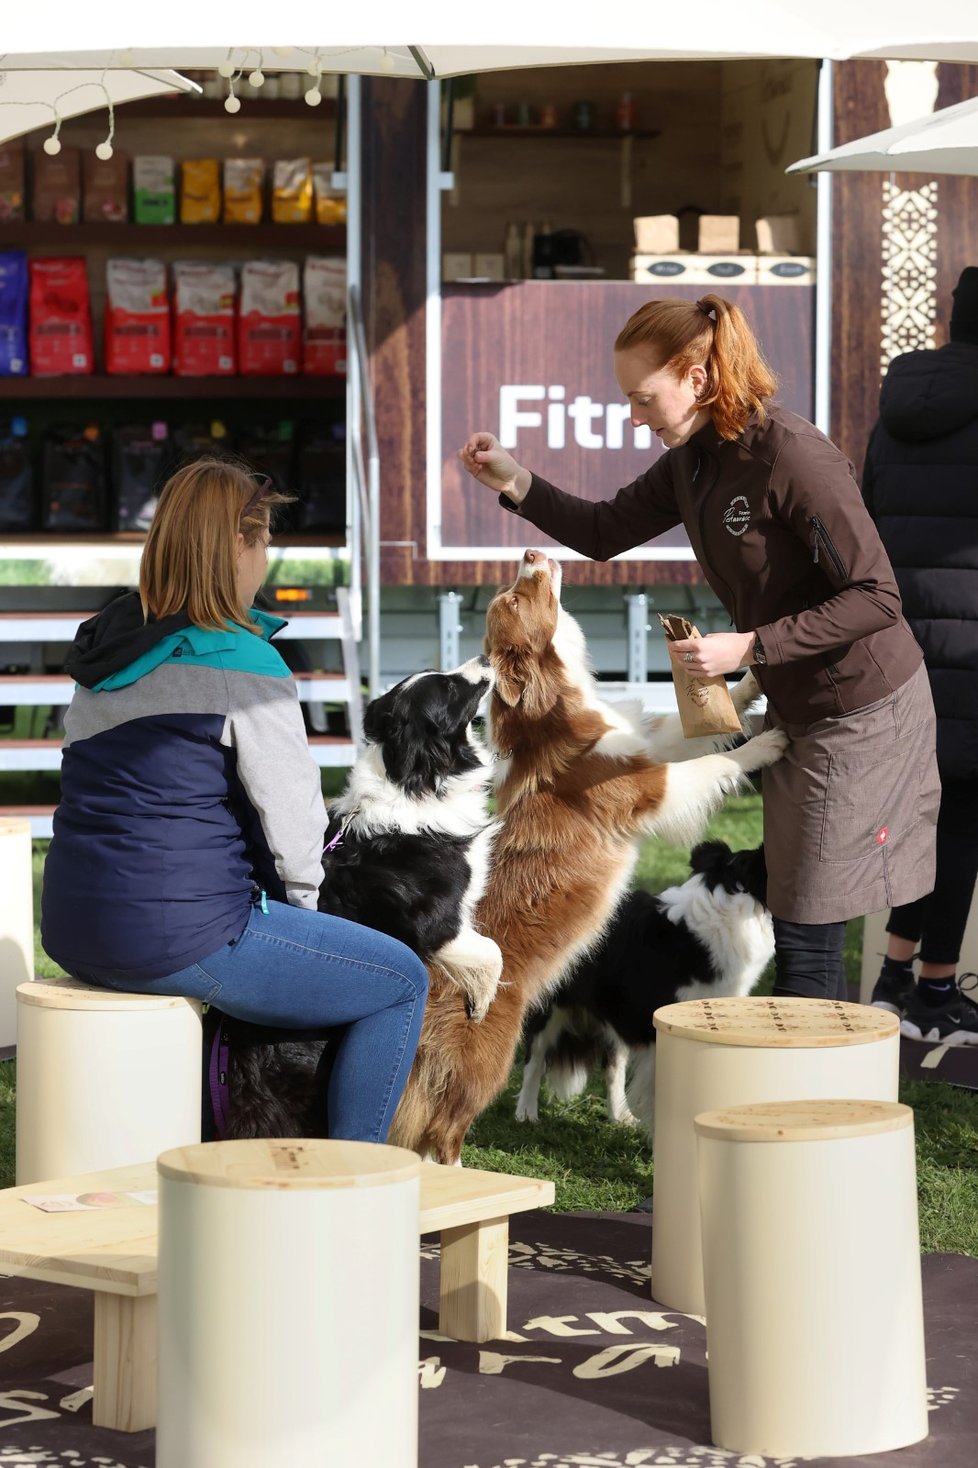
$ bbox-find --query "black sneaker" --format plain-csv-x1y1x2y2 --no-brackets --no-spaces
901,975,978,1045
870,967,916,1016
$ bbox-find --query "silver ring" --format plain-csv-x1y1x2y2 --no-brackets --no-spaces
684,652,694,664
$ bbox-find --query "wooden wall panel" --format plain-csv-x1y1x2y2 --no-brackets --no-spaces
830,60,978,472
438,281,814,566
933,65,978,342
829,60,888,471
360,79,428,588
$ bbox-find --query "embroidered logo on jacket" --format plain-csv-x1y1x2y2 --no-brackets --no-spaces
722,495,750,536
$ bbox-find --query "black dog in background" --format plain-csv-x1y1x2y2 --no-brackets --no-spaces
514,841,772,1133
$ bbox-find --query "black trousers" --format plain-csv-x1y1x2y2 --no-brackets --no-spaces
772,917,848,1000
887,778,978,967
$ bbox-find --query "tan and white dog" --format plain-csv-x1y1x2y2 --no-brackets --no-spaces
388,549,786,1163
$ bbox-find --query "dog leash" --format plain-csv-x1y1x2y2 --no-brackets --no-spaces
324,807,360,853
207,1016,232,1141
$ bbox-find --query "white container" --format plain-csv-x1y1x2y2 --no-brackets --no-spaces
15,978,202,1184
756,254,817,286
630,252,757,286
697,1099,928,1457
0,819,33,1048
651,996,899,1314
157,1138,421,1468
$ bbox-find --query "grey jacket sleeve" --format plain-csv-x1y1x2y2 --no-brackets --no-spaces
222,673,327,909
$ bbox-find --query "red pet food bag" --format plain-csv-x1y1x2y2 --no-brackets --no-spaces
238,259,300,376
105,258,171,375
173,261,236,376
28,257,93,376
302,256,346,376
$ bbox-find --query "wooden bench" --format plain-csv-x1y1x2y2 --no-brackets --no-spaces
0,1156,554,1432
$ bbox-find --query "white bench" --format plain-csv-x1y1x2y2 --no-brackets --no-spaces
0,1156,554,1432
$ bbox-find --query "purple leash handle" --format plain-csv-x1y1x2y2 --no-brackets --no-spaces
208,1019,231,1141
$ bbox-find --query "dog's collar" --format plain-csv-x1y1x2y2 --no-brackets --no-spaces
324,808,358,853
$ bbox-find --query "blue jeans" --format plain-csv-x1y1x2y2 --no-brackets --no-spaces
86,900,429,1144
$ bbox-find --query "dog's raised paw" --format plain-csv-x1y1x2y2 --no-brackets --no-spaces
731,668,761,716
741,726,788,769
464,973,501,1023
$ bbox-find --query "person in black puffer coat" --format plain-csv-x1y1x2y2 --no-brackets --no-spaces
863,265,978,1044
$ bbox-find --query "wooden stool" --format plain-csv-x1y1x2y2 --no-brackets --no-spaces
156,1138,421,1467
0,818,33,1049
651,996,898,1314
696,1099,928,1457
15,977,202,1184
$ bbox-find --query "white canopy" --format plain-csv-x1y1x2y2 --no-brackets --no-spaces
2,2,978,77
0,69,199,146
788,93,978,177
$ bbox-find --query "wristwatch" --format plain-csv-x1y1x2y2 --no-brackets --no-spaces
752,633,767,666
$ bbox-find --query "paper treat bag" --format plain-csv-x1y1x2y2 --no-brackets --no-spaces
658,613,743,738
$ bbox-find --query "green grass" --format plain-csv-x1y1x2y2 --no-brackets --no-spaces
4,792,977,1256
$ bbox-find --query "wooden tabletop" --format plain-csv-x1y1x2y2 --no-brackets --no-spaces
0,1157,555,1296
157,1137,422,1190
653,996,899,1048
694,1098,913,1143
17,979,202,1013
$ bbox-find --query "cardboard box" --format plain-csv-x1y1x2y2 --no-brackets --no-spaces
631,253,757,286
698,215,740,253
756,213,803,254
755,254,816,286
473,252,505,281
633,215,679,253
442,252,473,281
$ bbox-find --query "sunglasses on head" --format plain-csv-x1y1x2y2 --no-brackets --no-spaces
239,475,272,526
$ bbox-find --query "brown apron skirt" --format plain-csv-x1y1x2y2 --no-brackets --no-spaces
762,662,940,925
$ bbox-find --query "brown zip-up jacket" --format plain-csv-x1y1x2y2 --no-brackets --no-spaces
505,403,922,727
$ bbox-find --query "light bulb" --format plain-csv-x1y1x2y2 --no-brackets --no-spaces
304,86,322,107
43,135,62,156
95,141,113,161
380,52,396,73
249,69,264,87
218,60,235,78
224,93,242,114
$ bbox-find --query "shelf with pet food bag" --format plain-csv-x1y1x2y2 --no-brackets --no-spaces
0,375,346,400
0,104,360,788
0,223,346,250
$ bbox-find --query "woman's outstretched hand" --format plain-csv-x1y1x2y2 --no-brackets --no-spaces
459,432,532,504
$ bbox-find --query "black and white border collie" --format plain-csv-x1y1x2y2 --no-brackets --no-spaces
322,654,501,1020
515,841,773,1133
217,655,501,1141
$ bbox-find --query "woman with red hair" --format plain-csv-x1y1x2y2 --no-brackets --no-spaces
461,293,939,1003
